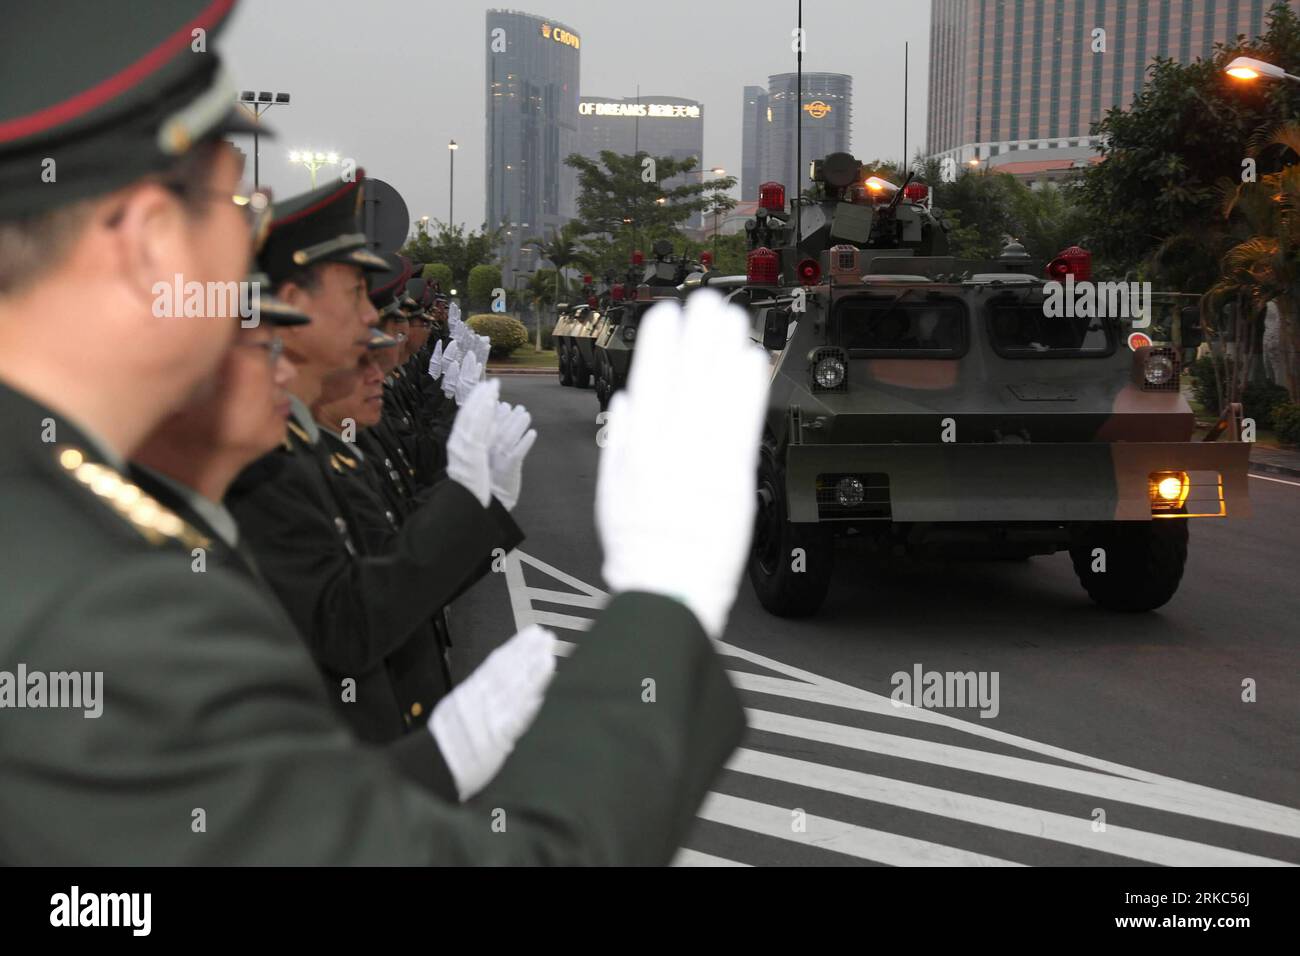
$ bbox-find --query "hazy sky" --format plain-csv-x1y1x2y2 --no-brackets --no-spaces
222,0,931,231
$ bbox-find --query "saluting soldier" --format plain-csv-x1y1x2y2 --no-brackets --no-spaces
1,0,754,865
225,178,533,743
131,273,311,582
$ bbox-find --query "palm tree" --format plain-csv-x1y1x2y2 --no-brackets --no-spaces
524,222,597,350
1205,122,1300,405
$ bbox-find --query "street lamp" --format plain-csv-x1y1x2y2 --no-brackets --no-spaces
237,90,290,190
287,149,339,188
448,140,459,230
1225,56,1300,83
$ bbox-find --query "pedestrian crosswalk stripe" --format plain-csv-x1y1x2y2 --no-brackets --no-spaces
670,848,750,867
526,587,607,609
697,792,1023,866
745,708,1300,840
727,748,1291,866
501,549,1300,865
531,610,594,632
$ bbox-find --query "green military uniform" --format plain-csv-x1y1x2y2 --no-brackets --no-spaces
0,386,740,862
0,0,744,865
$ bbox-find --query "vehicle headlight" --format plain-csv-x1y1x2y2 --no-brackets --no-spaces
1139,346,1180,390
1144,352,1175,386
622,325,636,343
1149,471,1190,511
814,354,846,390
836,477,865,507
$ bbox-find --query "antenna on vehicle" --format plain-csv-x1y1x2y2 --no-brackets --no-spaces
795,0,803,252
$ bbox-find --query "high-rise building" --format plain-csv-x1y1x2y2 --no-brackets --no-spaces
741,85,768,200
575,94,706,227
928,0,1298,176
758,72,853,196
485,10,581,279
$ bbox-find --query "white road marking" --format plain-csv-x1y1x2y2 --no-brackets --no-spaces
531,610,595,632
501,548,536,631
728,749,1293,866
502,549,1300,862
696,792,1023,866
671,849,751,867
525,587,608,609
744,708,1300,840
1250,473,1300,487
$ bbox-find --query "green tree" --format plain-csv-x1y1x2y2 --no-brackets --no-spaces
524,221,597,318
402,229,435,265
1072,1,1300,278
1204,122,1300,402
421,262,454,294
401,222,503,292
467,263,502,311
565,151,737,275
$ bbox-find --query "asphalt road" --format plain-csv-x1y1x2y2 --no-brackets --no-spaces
451,374,1300,867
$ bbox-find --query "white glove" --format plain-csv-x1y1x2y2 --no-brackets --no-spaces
454,352,483,405
595,290,769,638
440,359,461,399
427,340,445,380
474,333,492,366
489,403,537,511
444,379,498,506
442,339,462,369
448,302,462,326
455,325,475,354
429,624,557,801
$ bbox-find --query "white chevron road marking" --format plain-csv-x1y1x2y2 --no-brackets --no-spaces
501,549,1300,865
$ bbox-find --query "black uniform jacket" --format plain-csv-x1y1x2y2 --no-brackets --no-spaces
225,419,521,742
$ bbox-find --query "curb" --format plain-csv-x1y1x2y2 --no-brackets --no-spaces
486,367,556,376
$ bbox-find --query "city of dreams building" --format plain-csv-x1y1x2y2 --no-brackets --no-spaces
576,94,706,227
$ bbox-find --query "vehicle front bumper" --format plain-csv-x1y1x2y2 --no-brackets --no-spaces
784,441,1252,523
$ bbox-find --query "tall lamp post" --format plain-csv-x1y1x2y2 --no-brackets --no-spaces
287,150,339,188
448,140,458,230
1225,56,1300,84
237,90,290,190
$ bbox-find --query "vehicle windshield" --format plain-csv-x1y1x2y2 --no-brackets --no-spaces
834,296,967,357
987,300,1115,357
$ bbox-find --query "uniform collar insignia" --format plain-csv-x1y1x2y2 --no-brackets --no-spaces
55,446,210,550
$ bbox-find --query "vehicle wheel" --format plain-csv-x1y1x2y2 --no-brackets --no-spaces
747,446,834,617
558,342,573,386
572,348,591,388
1068,520,1189,612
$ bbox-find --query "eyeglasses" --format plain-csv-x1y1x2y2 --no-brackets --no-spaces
237,335,285,367
163,181,273,250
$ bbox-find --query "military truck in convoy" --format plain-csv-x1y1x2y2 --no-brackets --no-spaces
712,152,1251,617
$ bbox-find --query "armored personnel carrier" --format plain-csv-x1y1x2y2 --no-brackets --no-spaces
719,153,1250,617
591,240,706,411
553,275,598,388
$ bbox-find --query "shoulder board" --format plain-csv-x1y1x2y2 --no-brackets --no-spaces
55,446,211,551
